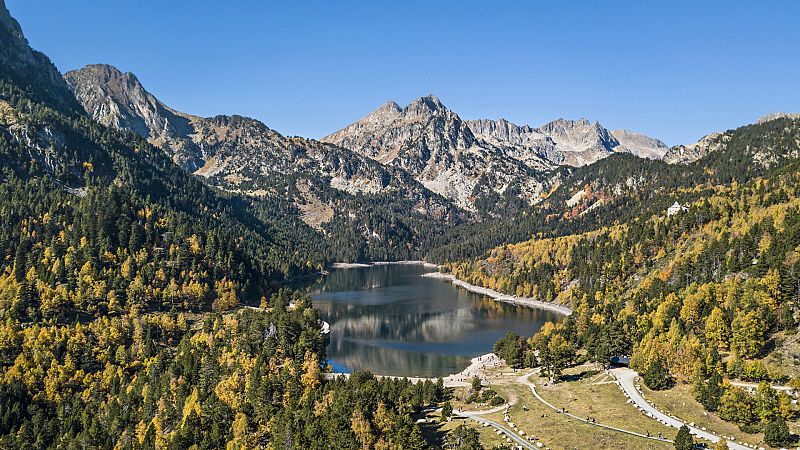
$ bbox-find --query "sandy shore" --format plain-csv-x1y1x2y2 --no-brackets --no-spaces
331,260,440,269
423,272,573,316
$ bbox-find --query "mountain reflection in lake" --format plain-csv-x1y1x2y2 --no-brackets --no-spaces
291,264,560,378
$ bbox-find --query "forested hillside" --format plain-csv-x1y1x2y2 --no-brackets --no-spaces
0,2,451,448
450,130,800,434
428,117,800,264
2,0,800,446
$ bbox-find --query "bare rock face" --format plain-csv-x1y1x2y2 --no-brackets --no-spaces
662,133,723,164
467,118,669,166
323,96,555,209
65,64,202,169
64,65,457,227
610,129,670,160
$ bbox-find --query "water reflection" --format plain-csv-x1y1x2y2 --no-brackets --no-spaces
292,265,559,377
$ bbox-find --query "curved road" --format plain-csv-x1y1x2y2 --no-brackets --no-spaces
456,408,538,450
612,368,751,450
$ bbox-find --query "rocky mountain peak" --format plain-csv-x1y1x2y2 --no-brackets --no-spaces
65,63,195,141
376,100,402,114
610,129,669,160
323,95,476,164
406,94,446,115
323,96,553,209
76,64,144,95
466,117,669,165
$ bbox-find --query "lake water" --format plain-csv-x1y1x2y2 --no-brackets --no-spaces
291,264,560,377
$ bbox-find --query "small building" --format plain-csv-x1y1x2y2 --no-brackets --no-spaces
667,201,688,216
610,356,630,367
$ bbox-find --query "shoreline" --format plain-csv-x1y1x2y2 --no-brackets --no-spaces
325,352,501,387
423,272,573,316
330,260,440,270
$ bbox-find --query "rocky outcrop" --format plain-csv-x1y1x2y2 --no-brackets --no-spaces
467,118,669,166
662,132,722,164
65,64,202,169
323,96,555,209
756,112,800,124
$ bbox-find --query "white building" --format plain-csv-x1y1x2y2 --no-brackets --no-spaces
667,201,688,216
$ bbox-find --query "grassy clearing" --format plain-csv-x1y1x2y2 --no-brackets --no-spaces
534,365,675,439
484,381,673,450
759,330,800,380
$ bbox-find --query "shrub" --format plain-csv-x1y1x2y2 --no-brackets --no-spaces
673,425,694,450
488,396,505,406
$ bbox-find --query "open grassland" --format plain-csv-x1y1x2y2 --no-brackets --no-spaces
534,366,675,439
484,380,673,449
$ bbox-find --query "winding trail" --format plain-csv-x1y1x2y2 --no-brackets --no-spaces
612,368,751,450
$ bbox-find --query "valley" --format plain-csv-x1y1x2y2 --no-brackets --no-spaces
0,1,799,449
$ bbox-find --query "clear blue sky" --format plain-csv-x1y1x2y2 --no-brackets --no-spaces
8,0,800,145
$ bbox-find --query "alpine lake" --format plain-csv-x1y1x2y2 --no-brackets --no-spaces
290,264,560,378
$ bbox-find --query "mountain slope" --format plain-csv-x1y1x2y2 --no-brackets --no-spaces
323,95,556,210
0,0,81,116
65,64,202,169
0,6,443,450
0,6,333,297
65,65,464,260
427,115,800,266
662,132,723,164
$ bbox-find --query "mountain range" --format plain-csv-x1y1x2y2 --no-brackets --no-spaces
66,65,711,216
5,0,799,264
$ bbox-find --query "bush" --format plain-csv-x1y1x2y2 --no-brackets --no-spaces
740,360,768,381
673,425,694,450
478,389,497,403
737,423,761,434
488,396,505,406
